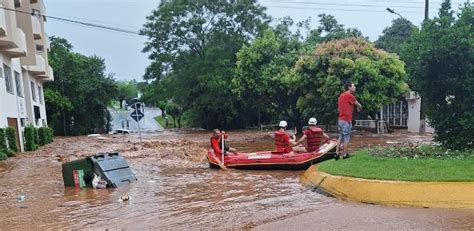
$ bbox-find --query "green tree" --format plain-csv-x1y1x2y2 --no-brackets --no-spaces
306,14,364,45
140,0,269,129
44,88,73,135
46,37,118,135
140,81,168,113
296,38,408,124
234,15,365,131
375,18,417,55
165,102,184,128
116,80,138,108
402,1,473,150
235,27,305,130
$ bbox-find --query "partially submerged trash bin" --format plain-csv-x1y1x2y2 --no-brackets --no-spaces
62,153,137,188
62,158,94,188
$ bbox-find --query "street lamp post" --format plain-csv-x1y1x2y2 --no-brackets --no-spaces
386,8,414,30
386,7,426,132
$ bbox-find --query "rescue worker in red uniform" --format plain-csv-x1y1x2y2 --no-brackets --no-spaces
210,129,238,157
274,121,296,153
294,117,330,152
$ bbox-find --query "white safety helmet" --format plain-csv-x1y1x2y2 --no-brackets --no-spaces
308,117,317,125
278,120,288,128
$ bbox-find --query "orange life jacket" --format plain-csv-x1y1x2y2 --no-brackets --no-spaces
306,127,323,152
210,133,227,155
275,131,292,153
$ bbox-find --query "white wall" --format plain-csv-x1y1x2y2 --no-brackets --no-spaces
407,98,421,133
0,54,26,151
407,91,435,134
22,71,47,127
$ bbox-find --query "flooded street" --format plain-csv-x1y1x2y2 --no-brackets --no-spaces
0,130,472,230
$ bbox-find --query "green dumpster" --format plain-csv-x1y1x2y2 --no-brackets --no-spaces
61,158,94,188
62,153,137,188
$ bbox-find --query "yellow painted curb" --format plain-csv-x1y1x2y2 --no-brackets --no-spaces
300,165,474,208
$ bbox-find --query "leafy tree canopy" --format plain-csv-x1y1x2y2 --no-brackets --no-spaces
116,80,138,108
375,18,417,55
296,38,409,124
140,0,269,129
234,15,368,131
402,0,473,149
46,36,117,135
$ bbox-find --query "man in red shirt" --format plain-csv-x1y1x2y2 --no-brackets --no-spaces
336,81,362,160
210,129,238,157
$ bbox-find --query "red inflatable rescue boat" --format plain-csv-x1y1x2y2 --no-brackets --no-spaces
207,140,337,170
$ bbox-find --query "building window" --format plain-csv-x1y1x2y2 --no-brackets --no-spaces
14,0,21,8
20,118,27,127
38,86,43,104
36,44,44,53
15,71,23,97
4,64,14,95
31,81,37,102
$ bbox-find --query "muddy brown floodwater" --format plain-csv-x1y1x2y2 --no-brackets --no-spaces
0,130,472,230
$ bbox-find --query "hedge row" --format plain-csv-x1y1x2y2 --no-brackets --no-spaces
24,125,54,151
0,125,54,160
0,127,18,160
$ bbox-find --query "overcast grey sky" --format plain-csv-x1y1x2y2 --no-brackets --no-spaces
44,0,464,81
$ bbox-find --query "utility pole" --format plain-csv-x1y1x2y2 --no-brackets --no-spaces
421,0,429,129
425,0,429,20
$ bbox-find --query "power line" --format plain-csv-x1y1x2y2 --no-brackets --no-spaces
265,0,440,9
0,6,140,35
314,0,464,4
265,5,420,14
48,12,141,32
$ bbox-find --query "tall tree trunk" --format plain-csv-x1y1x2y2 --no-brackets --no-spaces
119,98,124,109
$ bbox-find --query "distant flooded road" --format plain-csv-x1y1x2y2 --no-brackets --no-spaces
0,130,472,230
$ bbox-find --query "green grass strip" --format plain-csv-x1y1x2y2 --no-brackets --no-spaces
318,150,474,182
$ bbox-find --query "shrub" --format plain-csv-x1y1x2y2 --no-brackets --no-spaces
0,148,15,157
0,151,7,161
33,127,39,147
6,127,17,152
38,127,47,146
37,127,54,146
0,128,7,150
46,127,54,144
24,125,38,151
368,143,471,160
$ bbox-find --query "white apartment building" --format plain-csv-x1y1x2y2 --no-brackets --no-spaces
0,0,53,151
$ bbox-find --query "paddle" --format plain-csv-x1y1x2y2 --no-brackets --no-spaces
217,133,228,171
